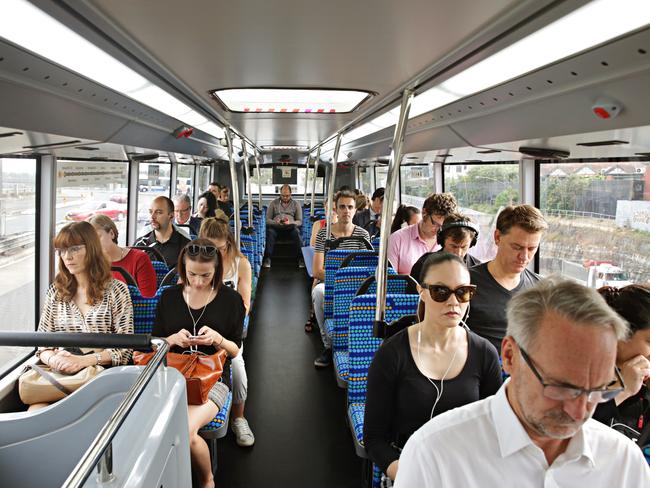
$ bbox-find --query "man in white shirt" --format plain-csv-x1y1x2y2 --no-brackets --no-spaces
395,277,650,487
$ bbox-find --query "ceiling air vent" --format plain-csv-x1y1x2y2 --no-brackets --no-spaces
436,153,453,158
576,140,629,147
0,131,23,138
465,160,483,163
519,146,570,159
635,152,650,157
23,139,82,149
75,146,100,151
477,149,502,154
130,153,159,161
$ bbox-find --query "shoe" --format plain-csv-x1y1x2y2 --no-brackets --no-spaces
298,258,305,269
231,417,255,447
314,348,332,368
263,257,271,268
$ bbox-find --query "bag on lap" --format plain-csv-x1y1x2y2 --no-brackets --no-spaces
18,363,104,405
132,350,227,405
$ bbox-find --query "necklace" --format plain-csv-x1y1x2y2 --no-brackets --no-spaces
183,287,213,350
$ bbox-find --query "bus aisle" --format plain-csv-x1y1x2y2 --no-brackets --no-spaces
216,264,362,487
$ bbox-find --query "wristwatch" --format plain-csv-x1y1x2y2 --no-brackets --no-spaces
94,352,102,365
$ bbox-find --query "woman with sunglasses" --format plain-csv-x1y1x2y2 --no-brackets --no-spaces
198,213,255,447
33,222,134,410
593,285,650,444
153,238,245,488
364,253,502,486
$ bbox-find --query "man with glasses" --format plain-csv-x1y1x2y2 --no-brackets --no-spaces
172,194,201,236
388,192,457,274
135,196,190,267
395,277,650,487
466,205,547,353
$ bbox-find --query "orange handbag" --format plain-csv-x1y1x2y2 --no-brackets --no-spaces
133,349,227,405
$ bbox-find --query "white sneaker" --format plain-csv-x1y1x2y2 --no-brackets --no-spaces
232,417,255,447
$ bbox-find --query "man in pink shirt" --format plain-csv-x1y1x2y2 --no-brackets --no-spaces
388,193,457,274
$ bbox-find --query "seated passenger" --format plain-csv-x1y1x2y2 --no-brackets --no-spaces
263,184,303,269
309,209,338,248
89,214,157,297
409,213,481,283
388,193,457,274
395,278,650,487
353,187,384,237
466,205,547,352
208,181,222,200
593,285,650,445
134,196,190,268
173,193,202,236
390,204,421,234
33,221,134,410
365,253,502,484
153,239,245,488
355,193,369,212
195,191,218,220
199,214,255,447
312,190,371,368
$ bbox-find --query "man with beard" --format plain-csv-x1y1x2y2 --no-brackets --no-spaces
135,196,190,267
395,277,650,487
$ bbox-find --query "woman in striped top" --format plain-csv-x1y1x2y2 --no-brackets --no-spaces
34,222,134,409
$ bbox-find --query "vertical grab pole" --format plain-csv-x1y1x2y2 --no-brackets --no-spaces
242,142,253,226
303,153,311,206
310,147,321,217
325,135,343,240
374,89,414,334
226,128,241,250
254,149,263,210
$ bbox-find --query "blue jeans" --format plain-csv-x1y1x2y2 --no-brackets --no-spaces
264,225,302,258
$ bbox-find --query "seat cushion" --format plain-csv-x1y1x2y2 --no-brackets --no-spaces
200,390,232,432
333,350,349,381
348,402,365,445
324,318,334,338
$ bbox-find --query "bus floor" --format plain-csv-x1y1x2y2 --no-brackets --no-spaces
215,264,363,488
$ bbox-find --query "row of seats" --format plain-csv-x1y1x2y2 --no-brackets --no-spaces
301,204,325,246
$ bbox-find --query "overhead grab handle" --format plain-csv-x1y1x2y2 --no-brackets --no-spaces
0,331,152,350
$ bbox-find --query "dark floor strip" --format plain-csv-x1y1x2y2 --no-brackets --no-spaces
216,265,363,488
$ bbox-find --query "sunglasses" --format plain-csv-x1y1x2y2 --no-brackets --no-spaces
187,244,217,257
421,284,477,303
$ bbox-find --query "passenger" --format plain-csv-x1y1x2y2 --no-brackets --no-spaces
309,209,338,248
365,253,502,484
390,204,422,234
89,214,157,298
208,181,221,200
355,193,369,212
153,239,245,488
195,191,218,220
263,184,303,269
33,222,134,410
172,193,201,236
409,213,481,283
387,192,457,274
465,204,547,352
199,215,256,447
353,187,384,237
312,190,371,368
134,196,190,268
593,285,650,444
395,277,650,487
216,185,234,217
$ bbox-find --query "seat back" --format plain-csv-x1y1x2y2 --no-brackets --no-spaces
111,266,137,288
127,285,170,334
160,267,179,287
130,245,166,265
339,251,379,270
324,248,371,320
347,293,419,406
150,260,170,290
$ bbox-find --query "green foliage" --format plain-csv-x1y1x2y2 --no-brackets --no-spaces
446,165,519,214
541,175,593,212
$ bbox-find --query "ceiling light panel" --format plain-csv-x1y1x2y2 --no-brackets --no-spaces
211,88,373,113
1,0,224,136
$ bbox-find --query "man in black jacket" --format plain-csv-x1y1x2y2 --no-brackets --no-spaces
353,187,384,236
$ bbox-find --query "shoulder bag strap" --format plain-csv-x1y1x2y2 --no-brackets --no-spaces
30,364,73,396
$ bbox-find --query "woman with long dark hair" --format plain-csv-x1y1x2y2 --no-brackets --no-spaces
153,238,245,487
195,191,218,219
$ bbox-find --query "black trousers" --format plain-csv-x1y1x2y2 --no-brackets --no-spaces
265,225,302,258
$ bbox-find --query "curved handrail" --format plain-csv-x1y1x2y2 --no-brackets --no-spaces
63,337,169,488
0,332,151,350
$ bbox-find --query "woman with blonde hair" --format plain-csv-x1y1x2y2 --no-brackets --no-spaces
33,221,134,409
199,212,255,447
89,214,157,297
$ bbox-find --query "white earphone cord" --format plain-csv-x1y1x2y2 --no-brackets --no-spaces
417,326,458,419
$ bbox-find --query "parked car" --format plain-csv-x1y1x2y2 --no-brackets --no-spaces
65,201,127,221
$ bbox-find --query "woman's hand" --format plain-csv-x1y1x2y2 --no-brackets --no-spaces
167,329,193,349
616,354,650,405
192,326,223,347
386,460,399,481
48,350,92,374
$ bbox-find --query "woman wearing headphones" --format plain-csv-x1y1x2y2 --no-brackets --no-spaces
410,213,481,284
364,253,502,486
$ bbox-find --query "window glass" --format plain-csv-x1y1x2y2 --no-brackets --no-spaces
197,165,210,195
375,166,389,189
400,165,434,207
539,161,650,285
175,164,194,201
0,158,37,372
57,160,129,245
359,166,373,195
444,163,519,262
247,167,323,195
137,162,171,237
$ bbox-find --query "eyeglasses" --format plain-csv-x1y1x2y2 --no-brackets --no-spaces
519,346,625,404
428,215,442,230
55,244,86,257
421,284,477,303
175,207,191,214
187,244,217,257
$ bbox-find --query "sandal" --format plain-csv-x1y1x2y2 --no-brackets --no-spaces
304,313,315,333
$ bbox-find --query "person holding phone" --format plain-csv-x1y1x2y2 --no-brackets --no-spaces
153,239,245,488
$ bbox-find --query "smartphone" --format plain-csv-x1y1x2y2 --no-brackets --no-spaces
189,335,201,340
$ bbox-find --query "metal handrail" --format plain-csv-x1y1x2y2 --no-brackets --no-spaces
63,338,170,488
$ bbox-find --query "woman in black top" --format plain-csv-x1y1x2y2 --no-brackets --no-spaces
594,285,650,444
153,238,245,488
364,253,502,484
